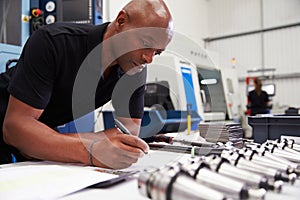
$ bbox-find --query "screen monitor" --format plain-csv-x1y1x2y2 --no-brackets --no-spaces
61,0,93,24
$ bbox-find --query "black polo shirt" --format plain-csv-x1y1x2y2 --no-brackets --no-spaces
248,90,269,116
0,22,146,163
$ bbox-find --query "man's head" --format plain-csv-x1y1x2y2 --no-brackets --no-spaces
254,78,262,90
104,0,173,75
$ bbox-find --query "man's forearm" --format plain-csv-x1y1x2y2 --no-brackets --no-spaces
3,117,91,164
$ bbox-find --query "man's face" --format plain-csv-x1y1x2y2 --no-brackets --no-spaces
114,27,173,75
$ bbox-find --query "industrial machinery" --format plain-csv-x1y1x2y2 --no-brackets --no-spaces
0,0,30,72
148,32,229,123
0,0,103,47
29,0,103,33
138,138,300,200
0,0,103,71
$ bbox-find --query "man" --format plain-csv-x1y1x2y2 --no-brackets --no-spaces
248,78,270,116
0,0,173,169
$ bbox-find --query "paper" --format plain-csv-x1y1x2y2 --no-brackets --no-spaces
0,150,192,199
123,150,191,172
0,164,117,200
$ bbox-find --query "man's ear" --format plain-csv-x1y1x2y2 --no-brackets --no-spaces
115,10,128,29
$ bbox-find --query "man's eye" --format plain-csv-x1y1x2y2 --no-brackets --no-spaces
154,51,162,56
155,50,163,55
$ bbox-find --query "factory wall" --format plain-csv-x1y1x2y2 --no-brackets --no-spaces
207,0,262,36
103,0,209,47
205,0,300,114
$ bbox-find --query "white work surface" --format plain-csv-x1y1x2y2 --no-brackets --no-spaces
1,151,300,200
1,131,300,200
0,150,190,200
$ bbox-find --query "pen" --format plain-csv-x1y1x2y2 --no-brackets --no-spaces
114,118,148,154
114,118,132,135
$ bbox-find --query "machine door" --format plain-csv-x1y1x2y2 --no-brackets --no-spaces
197,67,227,114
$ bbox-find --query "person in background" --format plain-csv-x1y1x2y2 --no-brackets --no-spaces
248,78,270,116
0,0,173,169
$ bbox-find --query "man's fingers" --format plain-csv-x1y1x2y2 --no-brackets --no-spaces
120,134,149,154
92,140,140,169
90,131,149,169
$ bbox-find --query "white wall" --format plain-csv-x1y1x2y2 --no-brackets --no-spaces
205,0,300,113
207,0,262,36
264,27,300,74
263,0,300,28
163,0,208,47
103,0,208,46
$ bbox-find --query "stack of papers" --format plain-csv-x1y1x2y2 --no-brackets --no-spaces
198,122,244,147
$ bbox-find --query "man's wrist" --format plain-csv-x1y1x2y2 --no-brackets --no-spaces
89,140,98,166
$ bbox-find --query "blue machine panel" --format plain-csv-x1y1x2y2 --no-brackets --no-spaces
181,66,199,130
0,44,22,73
22,0,31,45
57,112,94,133
93,0,103,25
102,110,202,138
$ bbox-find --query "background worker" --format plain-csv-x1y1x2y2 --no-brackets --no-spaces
247,78,270,116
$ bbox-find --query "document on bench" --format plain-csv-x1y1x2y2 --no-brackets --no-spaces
0,164,117,200
0,151,191,199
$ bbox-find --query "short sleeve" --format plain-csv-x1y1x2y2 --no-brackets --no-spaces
8,28,58,109
112,68,146,118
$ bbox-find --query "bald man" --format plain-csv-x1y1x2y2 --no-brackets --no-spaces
0,0,173,169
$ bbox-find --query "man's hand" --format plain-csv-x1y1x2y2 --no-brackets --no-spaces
90,128,149,169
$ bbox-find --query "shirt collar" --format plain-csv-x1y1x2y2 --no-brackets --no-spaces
117,65,125,78
87,22,110,53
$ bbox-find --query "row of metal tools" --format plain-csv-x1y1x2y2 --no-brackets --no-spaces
138,138,300,200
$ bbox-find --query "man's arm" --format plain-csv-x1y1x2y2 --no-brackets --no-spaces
265,92,271,109
3,96,90,164
3,96,149,169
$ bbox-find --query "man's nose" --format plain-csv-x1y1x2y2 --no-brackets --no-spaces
142,50,155,64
